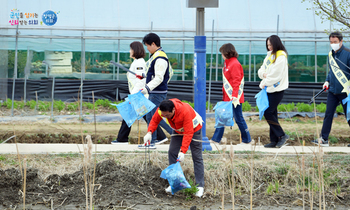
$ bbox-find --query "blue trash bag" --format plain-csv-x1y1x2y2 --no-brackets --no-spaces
342,95,350,121
160,161,191,195
128,91,156,120
255,87,269,120
213,101,234,128
111,100,138,127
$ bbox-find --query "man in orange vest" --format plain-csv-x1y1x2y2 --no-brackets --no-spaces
144,98,205,197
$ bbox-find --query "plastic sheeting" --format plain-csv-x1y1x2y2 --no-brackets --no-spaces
3,79,329,106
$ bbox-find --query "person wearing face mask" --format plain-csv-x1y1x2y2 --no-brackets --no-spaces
311,32,350,147
258,35,289,148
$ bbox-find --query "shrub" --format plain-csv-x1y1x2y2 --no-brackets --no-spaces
316,103,327,113
296,103,313,112
242,101,252,112
53,100,65,112
336,105,343,113
67,102,79,111
277,102,295,112
26,100,37,109
82,102,94,109
38,101,50,111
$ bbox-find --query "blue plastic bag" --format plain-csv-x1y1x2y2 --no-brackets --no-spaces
213,101,234,128
160,161,191,194
255,87,269,120
342,95,350,121
112,101,138,127
128,91,156,120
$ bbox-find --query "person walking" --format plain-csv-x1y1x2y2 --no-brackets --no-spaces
211,43,252,144
143,99,205,197
258,35,289,148
311,32,350,147
111,41,147,144
139,33,173,148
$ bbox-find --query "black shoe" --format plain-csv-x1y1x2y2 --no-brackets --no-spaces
264,142,277,148
276,134,289,148
311,137,329,147
348,144,350,147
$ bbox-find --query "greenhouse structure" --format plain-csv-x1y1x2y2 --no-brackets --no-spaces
0,0,349,103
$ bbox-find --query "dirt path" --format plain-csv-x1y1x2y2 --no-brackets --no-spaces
2,115,350,146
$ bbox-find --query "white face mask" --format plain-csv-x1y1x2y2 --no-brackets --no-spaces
331,43,341,51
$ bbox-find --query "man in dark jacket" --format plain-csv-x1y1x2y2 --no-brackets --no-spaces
312,31,350,147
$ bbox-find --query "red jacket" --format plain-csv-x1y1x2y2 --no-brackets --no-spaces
222,57,245,103
148,98,202,153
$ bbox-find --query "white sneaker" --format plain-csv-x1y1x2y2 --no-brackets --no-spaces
154,138,168,145
195,187,204,197
165,186,172,193
237,139,255,145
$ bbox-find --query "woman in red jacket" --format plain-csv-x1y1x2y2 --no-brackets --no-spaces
211,43,252,144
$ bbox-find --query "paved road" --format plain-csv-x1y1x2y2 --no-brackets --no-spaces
1,143,348,154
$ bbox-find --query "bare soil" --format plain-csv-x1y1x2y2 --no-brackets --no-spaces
1,112,350,209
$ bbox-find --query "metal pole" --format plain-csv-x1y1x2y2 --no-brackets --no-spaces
51,77,55,120
11,20,19,117
254,55,256,81
249,41,252,81
315,41,317,82
80,32,85,117
277,15,279,35
116,38,120,101
215,40,218,81
194,7,211,151
182,40,185,81
207,20,214,113
112,52,116,80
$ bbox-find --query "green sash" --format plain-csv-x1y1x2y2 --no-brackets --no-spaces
328,51,350,95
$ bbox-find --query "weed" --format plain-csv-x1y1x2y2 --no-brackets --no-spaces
206,101,213,111
278,102,295,112
242,101,251,112
182,178,199,201
67,102,79,111
84,130,88,133
316,103,327,113
0,155,6,161
336,105,343,113
83,102,94,109
38,101,50,111
328,136,338,144
26,100,37,109
266,180,279,195
53,100,65,112
296,102,313,112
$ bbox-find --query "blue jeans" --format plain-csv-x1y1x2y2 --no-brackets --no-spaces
146,93,173,141
321,92,350,140
212,104,251,143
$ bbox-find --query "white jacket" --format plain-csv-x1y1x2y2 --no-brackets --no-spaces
127,58,147,96
258,51,289,93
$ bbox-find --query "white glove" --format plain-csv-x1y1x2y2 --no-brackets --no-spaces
143,132,152,146
323,81,329,90
177,152,185,162
231,97,239,103
141,88,148,95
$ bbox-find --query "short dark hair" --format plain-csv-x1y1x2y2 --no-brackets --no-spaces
329,31,343,41
159,100,174,112
219,43,238,59
143,33,161,47
130,41,145,59
266,35,288,56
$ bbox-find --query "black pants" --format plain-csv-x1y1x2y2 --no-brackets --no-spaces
168,129,204,187
264,91,285,143
321,92,350,140
116,116,167,142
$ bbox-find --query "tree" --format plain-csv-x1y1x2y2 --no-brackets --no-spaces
303,0,350,31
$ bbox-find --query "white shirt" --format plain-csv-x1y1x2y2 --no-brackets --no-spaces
258,51,289,93
127,58,146,95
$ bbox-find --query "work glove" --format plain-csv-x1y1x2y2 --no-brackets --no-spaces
135,74,144,80
141,88,148,95
177,152,185,162
143,132,152,146
323,81,329,90
231,97,239,103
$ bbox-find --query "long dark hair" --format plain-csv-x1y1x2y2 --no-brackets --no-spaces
266,35,287,57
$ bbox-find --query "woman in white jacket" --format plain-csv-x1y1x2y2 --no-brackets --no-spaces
258,35,289,148
111,41,147,144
